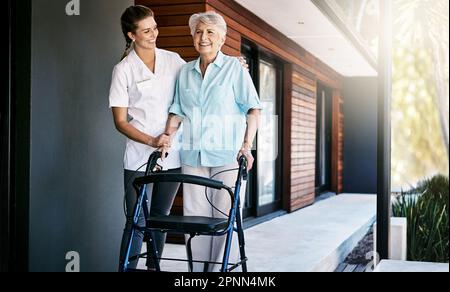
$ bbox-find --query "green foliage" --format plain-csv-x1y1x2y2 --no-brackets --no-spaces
392,174,449,263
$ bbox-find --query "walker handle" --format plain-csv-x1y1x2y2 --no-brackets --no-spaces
239,155,248,181
145,151,168,175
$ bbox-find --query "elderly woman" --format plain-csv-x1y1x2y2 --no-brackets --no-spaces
163,11,261,272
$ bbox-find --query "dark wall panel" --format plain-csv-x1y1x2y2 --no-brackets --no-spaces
30,0,133,272
342,77,378,194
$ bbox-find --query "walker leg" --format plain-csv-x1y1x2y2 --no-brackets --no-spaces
221,227,234,272
235,210,247,272
186,234,195,272
148,231,161,272
119,185,147,272
141,193,161,272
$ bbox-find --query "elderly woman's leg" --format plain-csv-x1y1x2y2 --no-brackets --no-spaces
182,164,214,272
209,162,247,272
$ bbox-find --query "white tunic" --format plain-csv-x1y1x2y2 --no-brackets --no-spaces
109,48,185,171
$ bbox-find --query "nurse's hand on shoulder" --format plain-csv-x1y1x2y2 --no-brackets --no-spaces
237,56,249,71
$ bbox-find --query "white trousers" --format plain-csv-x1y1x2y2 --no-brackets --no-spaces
182,162,247,272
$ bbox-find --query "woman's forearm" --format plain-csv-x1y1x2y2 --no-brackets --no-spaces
114,120,155,146
164,114,183,137
242,109,261,149
112,107,170,148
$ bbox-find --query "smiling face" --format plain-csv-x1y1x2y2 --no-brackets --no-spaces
193,22,225,57
128,16,159,50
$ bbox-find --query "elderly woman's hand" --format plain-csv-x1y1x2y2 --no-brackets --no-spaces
158,145,171,162
152,133,171,149
153,133,172,162
237,146,254,171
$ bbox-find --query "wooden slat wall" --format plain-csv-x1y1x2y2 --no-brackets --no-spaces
136,0,344,213
282,64,293,212
331,90,344,193
338,94,344,193
291,64,316,210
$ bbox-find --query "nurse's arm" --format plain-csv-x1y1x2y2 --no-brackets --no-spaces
112,107,170,148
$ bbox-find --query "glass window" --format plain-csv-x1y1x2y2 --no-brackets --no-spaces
257,59,278,206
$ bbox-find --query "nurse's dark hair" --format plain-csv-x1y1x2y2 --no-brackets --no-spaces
120,5,155,60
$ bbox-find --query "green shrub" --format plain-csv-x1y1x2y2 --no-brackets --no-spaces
392,174,449,263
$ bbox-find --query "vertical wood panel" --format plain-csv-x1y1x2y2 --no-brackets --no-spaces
290,66,317,211
331,89,344,194
283,64,293,212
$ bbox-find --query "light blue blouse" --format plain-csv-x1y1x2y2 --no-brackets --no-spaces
169,51,262,167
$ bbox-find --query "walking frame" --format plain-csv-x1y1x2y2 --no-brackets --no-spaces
119,150,249,272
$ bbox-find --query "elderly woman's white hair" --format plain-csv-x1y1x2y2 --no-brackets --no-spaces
188,11,227,38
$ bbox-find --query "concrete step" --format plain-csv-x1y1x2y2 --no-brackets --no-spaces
374,260,449,272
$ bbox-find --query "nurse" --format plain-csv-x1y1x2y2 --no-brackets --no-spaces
109,5,185,270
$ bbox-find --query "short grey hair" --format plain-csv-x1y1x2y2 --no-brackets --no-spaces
188,11,227,38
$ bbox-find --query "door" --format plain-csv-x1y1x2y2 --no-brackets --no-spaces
315,83,332,195
241,41,283,218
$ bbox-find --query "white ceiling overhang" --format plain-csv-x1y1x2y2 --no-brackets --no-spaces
235,0,378,77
